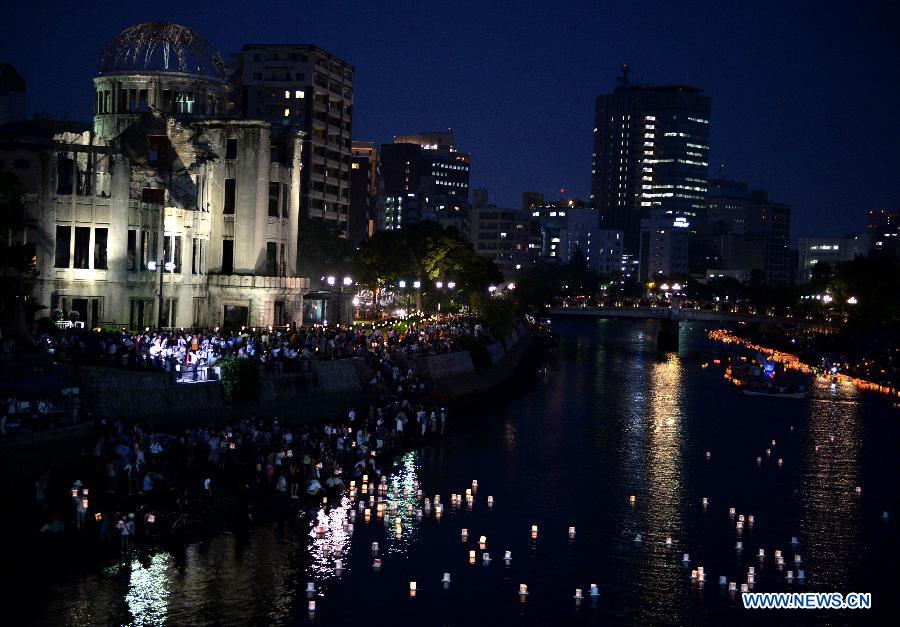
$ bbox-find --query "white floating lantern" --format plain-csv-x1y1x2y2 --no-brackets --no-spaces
409,581,417,592
504,550,512,560
461,528,468,540
629,495,636,504
665,536,672,546
568,526,576,537
574,588,583,600
487,495,494,506
442,572,451,583
590,583,599,596
308,600,316,613
729,507,736,516
519,583,528,596
373,558,382,569
306,582,315,593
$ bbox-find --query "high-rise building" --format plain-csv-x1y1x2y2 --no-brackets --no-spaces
797,236,869,283
0,63,26,125
704,178,791,285
378,130,470,233
349,141,377,244
591,66,710,273
232,44,353,237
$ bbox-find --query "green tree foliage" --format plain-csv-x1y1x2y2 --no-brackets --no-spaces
297,218,357,281
355,221,502,307
218,357,261,403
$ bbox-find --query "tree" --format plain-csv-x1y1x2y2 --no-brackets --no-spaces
297,218,356,282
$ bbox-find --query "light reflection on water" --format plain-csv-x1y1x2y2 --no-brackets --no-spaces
802,375,863,590
125,552,171,626
29,320,900,625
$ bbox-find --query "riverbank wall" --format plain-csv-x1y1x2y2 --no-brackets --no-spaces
1,326,533,454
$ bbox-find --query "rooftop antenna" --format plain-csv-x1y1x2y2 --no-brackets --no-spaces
617,64,630,87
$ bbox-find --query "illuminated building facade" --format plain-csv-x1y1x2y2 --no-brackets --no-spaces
378,130,470,233
592,66,710,277
0,22,309,329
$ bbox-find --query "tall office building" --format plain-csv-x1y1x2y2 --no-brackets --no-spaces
232,44,353,237
704,177,791,285
349,141,377,244
378,130,470,233
591,66,710,275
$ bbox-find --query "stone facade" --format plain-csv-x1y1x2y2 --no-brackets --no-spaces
0,23,312,329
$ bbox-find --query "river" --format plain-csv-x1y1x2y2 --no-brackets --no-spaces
24,319,900,625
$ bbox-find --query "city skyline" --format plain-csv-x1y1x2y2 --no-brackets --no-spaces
1,0,897,241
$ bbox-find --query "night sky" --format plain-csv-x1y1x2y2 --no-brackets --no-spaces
2,0,897,239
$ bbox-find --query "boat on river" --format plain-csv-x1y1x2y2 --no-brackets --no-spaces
742,385,807,399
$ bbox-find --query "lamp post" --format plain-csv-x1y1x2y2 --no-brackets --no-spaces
342,276,353,324
398,280,409,317
148,259,176,329
326,276,336,325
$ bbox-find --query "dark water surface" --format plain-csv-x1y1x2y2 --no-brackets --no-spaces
28,320,900,625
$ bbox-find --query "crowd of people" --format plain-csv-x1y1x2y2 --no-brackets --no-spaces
18,315,499,379
28,317,488,551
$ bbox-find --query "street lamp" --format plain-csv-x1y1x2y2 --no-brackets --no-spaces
148,259,176,329
331,275,353,324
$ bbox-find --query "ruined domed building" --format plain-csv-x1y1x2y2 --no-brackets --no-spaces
0,22,309,329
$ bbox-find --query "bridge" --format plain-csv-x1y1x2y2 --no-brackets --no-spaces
549,303,834,351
